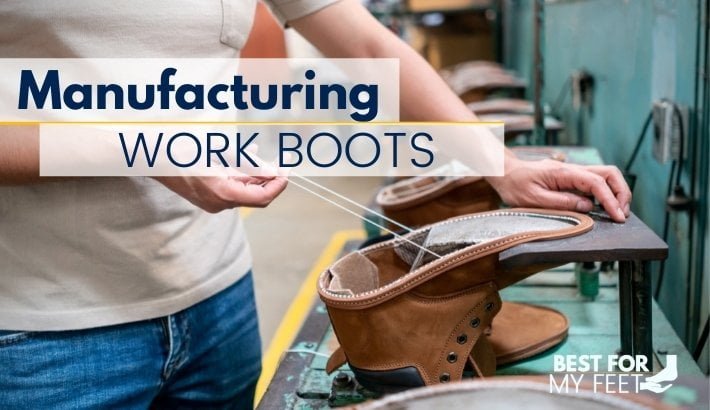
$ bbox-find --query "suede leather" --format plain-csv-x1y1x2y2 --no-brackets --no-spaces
318,209,593,387
488,302,569,365
325,301,570,373
325,282,501,384
374,165,574,376
376,150,565,231
376,176,501,230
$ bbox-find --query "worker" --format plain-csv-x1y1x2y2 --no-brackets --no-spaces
0,0,631,409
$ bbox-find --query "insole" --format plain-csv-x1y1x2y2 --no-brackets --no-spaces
397,213,579,271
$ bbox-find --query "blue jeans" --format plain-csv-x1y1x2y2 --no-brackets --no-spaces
0,272,262,410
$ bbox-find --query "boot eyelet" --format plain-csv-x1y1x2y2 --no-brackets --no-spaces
456,334,467,344
470,318,480,328
447,352,458,363
440,373,450,382
485,302,494,312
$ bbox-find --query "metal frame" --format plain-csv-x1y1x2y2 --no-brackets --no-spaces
619,261,654,366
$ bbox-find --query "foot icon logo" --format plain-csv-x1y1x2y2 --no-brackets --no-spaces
639,355,677,393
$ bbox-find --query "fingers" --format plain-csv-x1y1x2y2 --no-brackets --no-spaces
216,176,289,208
555,166,626,222
530,187,595,213
495,160,633,223
584,165,632,216
248,177,289,207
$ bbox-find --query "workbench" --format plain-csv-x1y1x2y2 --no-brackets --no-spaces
258,213,705,408
258,146,704,408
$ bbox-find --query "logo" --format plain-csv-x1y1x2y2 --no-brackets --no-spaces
639,355,677,393
549,354,678,395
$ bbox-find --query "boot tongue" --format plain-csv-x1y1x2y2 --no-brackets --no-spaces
327,252,380,296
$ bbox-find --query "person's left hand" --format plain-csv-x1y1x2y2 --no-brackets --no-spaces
486,156,632,223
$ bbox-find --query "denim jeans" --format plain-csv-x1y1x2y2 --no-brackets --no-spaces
0,272,262,410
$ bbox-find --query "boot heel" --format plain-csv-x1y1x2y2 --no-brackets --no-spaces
349,365,425,394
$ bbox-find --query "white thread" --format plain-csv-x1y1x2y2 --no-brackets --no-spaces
240,154,438,258
287,178,442,259
293,174,414,233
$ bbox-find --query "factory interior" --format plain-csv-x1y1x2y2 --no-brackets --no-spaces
1,0,709,409
244,0,710,408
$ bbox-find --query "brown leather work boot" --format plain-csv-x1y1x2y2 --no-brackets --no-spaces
488,302,569,366
325,300,570,377
376,149,565,231
376,176,502,230
318,209,593,392
374,165,573,372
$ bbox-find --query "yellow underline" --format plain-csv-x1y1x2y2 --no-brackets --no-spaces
0,121,505,125
254,228,364,406
239,207,255,220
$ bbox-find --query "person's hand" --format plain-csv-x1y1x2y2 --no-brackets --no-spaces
154,175,288,213
486,156,631,223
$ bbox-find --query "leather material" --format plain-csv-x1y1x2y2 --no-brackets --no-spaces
326,344,348,374
318,209,593,388
376,176,501,230
350,365,426,393
325,301,569,373
489,302,569,365
440,61,527,103
467,333,495,377
376,149,565,231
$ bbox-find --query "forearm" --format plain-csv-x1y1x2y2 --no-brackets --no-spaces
293,1,630,221
0,125,42,184
291,0,509,176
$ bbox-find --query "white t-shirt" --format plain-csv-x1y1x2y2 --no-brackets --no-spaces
0,0,337,331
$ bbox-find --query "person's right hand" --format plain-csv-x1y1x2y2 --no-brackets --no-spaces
154,175,288,213
486,157,631,222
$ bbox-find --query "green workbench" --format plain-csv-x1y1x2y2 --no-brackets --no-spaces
258,146,705,408
257,256,704,409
